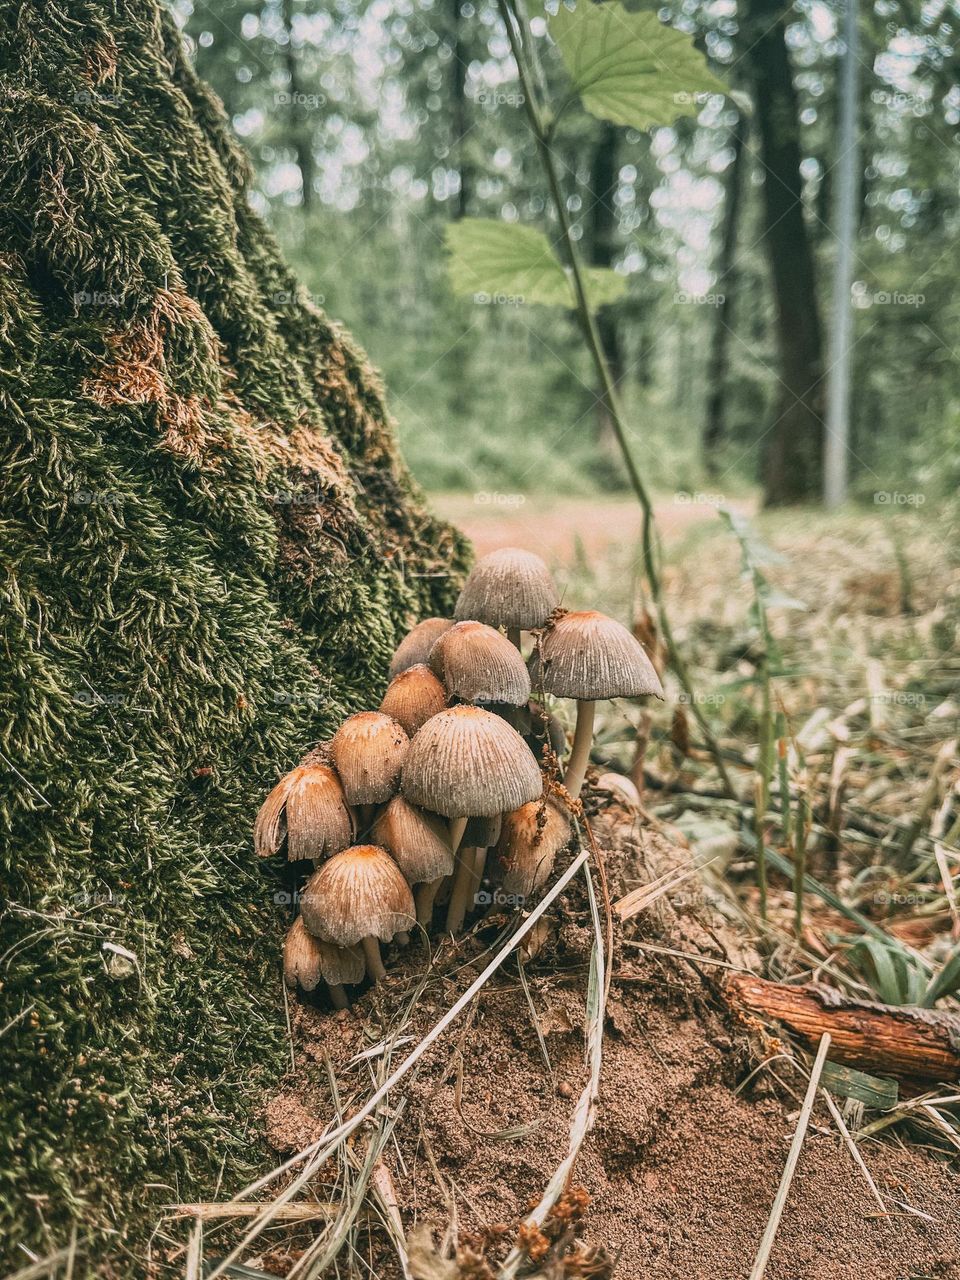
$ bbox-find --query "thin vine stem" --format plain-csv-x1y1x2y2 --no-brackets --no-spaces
496,0,735,797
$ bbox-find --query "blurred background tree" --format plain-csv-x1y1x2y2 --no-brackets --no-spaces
173,0,960,505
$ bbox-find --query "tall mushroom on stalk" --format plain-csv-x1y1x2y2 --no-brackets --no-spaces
388,618,453,678
529,610,664,800
329,712,409,833
372,796,454,927
301,844,415,982
282,916,364,1009
379,664,447,737
495,796,572,900
401,705,542,933
455,547,559,649
254,764,354,861
429,620,531,707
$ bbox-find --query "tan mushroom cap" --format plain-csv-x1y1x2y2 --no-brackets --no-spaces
455,547,559,631
301,845,415,946
388,618,454,679
283,917,364,990
379,664,447,737
529,610,664,701
254,763,354,860
495,796,572,897
401,704,542,818
429,620,531,706
372,796,454,884
330,712,409,806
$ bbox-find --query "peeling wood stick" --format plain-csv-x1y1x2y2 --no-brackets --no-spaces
748,1034,831,1280
726,974,960,1082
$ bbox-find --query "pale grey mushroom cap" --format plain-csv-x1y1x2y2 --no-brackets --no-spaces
495,796,572,897
301,845,415,946
388,618,454,679
429,620,531,706
330,712,410,805
529,610,664,701
379,664,447,737
254,763,354,860
455,547,559,631
372,796,454,884
401,705,542,818
283,917,365,989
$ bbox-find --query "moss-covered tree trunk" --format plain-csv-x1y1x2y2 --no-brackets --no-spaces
0,2,467,1270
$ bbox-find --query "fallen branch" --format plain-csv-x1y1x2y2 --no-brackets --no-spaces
726,974,960,1083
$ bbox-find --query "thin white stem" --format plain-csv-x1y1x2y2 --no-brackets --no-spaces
446,846,478,934
415,877,444,927
563,700,597,799
361,936,386,982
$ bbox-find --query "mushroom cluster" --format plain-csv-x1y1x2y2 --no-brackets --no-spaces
255,546,663,1004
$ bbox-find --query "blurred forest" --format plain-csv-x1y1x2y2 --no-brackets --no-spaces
174,0,960,504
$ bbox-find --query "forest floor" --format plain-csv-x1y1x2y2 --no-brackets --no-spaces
162,495,960,1279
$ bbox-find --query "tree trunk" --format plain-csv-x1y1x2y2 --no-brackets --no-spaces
744,0,825,505
703,110,749,476
0,1,467,1267
449,0,471,218
587,121,624,451
281,0,317,210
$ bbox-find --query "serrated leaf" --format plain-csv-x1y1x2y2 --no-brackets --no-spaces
549,2,726,131
445,218,626,309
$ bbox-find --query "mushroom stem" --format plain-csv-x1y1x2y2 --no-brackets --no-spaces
468,846,488,907
448,816,468,853
507,626,522,651
395,931,410,947
327,982,349,1010
361,935,387,981
356,804,377,836
563,699,597,800
415,877,444,927
446,846,478,934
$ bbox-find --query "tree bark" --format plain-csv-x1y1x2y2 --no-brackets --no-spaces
703,110,748,475
281,0,317,210
448,0,471,218
725,974,960,1083
744,0,825,505
587,121,624,451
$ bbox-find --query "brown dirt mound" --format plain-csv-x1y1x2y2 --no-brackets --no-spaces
260,800,960,1280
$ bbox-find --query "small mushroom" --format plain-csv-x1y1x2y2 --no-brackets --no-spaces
529,610,664,800
379,664,447,737
454,547,559,647
301,844,415,981
372,796,455,926
401,705,542,933
330,712,409,829
254,764,354,860
495,796,572,899
283,916,364,1008
429,620,531,706
388,618,454,679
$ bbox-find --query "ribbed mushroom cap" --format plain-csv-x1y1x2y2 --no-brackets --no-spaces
495,796,572,897
254,764,353,860
463,813,502,848
388,618,454,679
283,917,365,990
330,712,409,806
401,705,542,818
301,845,415,946
529,610,664,701
455,547,559,631
372,796,454,884
429,620,531,706
379,664,447,737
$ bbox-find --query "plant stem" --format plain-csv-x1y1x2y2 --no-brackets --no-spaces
415,877,444,927
753,775,768,922
496,0,734,799
361,936,386,982
446,846,478,934
564,700,597,800
794,793,809,939
776,713,791,843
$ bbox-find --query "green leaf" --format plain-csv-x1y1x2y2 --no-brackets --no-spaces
821,1061,898,1111
921,942,960,1007
445,218,626,309
549,2,726,131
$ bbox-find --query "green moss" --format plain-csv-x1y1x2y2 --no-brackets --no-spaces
0,3,469,1271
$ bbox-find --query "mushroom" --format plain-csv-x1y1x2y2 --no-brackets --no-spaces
282,916,364,1009
372,796,455,927
529,610,664,800
455,547,559,648
379,664,447,737
301,845,415,981
401,705,542,933
330,712,409,831
429,620,531,706
495,796,572,899
462,813,503,906
388,618,453,679
254,764,354,861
